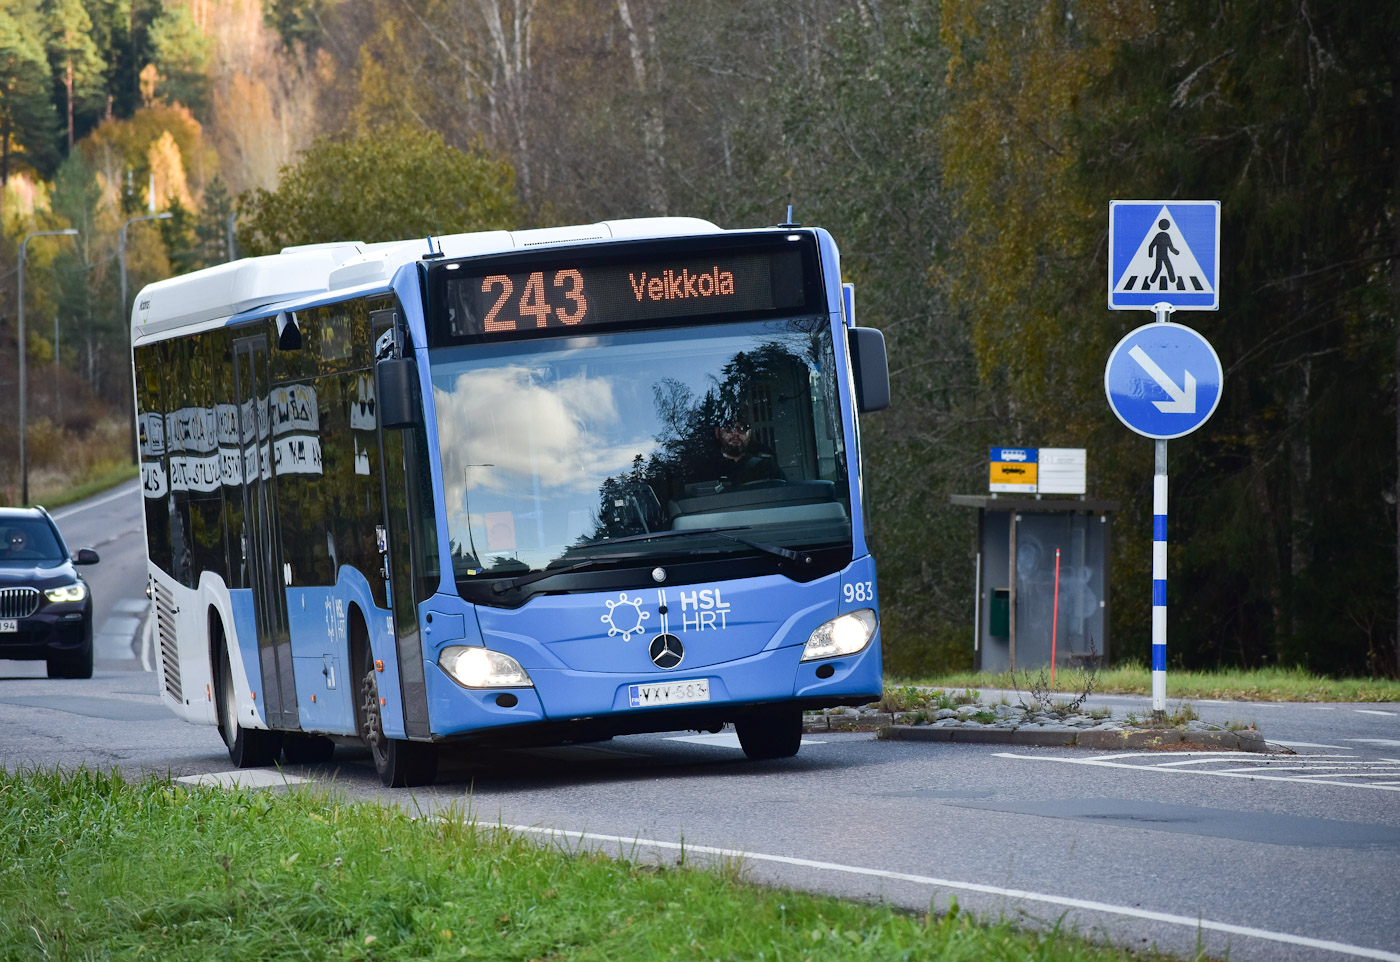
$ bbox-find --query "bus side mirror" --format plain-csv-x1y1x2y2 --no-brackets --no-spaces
847,326,890,413
376,357,419,430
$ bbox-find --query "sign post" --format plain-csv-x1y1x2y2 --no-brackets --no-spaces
1107,200,1221,718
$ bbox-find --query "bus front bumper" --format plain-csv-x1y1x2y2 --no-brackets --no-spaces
423,631,882,744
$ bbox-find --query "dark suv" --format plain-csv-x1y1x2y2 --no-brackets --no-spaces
0,507,100,678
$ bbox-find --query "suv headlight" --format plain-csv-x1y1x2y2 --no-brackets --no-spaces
801,608,877,662
44,582,88,604
439,646,533,688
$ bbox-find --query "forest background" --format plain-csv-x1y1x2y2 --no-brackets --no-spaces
1,0,1396,678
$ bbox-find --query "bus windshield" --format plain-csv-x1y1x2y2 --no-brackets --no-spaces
430,318,850,592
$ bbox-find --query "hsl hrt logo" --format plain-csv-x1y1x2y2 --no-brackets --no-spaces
678,589,730,631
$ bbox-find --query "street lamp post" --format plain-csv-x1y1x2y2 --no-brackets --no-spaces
119,211,172,463
17,228,79,506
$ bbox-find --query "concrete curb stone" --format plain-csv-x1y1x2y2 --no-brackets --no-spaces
877,723,1272,752
803,713,1274,753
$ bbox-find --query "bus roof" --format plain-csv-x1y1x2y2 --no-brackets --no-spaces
130,216,723,340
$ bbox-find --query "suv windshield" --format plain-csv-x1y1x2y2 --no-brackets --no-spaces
430,318,850,593
0,517,65,566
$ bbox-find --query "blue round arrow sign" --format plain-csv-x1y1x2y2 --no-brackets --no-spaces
1104,321,1222,439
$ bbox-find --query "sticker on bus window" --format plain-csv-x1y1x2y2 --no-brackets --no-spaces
485,512,516,551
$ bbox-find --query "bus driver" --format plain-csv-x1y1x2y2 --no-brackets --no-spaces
709,416,783,487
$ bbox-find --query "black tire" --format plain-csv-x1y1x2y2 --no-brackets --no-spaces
357,655,437,787
735,707,803,760
46,628,93,679
213,632,282,768
282,732,336,764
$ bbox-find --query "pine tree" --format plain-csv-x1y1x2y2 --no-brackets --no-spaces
0,5,59,193
195,175,233,267
147,1,209,116
42,0,106,151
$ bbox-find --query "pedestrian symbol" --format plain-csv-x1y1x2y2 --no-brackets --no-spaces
1147,220,1180,287
1108,200,1219,311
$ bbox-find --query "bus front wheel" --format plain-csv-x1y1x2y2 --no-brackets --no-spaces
735,707,803,760
214,633,282,768
357,660,437,787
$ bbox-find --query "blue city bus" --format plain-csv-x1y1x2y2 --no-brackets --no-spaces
132,217,888,786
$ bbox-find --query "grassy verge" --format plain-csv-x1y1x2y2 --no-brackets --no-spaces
28,462,140,509
0,768,1193,962
904,665,1400,703
1,415,135,509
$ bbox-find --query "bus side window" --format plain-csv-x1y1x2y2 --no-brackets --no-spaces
135,343,172,576
213,329,247,590
185,332,229,587
165,338,195,587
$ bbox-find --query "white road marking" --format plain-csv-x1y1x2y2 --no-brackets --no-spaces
175,770,308,789
1271,740,1352,749
1149,756,1277,767
501,823,1400,962
1356,710,1397,716
994,752,1400,792
664,732,826,747
1203,764,1400,775
1348,738,1400,747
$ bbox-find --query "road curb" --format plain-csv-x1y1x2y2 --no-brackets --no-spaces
804,716,1275,753
879,725,1078,747
876,724,1271,752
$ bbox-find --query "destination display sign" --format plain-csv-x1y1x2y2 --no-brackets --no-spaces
432,237,817,344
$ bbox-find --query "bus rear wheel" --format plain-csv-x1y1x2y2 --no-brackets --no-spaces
214,633,282,768
735,707,803,760
357,659,437,787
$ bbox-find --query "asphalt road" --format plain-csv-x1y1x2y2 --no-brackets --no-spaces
1,482,1397,962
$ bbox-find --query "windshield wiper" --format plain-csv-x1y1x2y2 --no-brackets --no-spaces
570,525,751,550
572,525,805,563
489,550,652,594
713,532,808,564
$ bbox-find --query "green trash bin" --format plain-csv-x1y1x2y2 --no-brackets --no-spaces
989,588,1010,638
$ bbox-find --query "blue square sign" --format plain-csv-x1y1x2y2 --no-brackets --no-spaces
1109,200,1219,311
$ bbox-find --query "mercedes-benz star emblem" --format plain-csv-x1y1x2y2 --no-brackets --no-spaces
648,633,684,669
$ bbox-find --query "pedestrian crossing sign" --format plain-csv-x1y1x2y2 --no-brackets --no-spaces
1109,200,1219,311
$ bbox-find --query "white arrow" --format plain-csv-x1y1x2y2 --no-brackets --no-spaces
1128,345,1196,413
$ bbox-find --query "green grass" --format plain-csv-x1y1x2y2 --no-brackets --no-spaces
905,665,1400,703
27,462,140,509
0,768,1197,962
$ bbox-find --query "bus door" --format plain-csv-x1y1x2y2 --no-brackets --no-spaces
232,335,299,730
372,310,431,739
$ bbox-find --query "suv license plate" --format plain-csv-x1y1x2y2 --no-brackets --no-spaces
0,619,16,633
628,678,710,708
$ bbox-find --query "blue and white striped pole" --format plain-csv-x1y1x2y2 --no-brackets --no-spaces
1151,303,1171,718
1153,439,1167,715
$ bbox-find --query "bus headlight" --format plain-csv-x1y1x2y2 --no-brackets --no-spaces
801,609,877,662
439,646,534,688
44,582,88,604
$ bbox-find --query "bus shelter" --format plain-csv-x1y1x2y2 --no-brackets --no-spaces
950,495,1117,672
